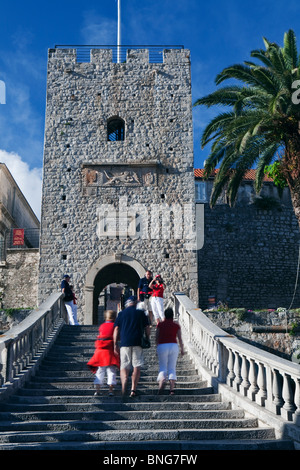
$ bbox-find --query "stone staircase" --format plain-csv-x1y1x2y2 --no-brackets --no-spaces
0,325,294,450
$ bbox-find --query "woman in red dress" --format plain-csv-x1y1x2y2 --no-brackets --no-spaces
87,310,120,396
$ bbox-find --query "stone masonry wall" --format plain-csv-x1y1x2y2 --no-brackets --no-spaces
197,193,300,310
39,48,198,323
204,309,300,362
0,249,39,309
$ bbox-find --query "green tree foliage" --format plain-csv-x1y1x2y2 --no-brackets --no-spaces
194,29,300,225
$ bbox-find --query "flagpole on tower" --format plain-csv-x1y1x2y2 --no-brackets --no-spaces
117,0,121,63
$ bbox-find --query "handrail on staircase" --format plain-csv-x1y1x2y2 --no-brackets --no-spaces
173,292,300,446
0,292,66,401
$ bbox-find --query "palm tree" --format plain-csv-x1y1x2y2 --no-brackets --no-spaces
194,29,300,228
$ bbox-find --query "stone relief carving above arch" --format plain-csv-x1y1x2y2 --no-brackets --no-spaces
81,162,158,195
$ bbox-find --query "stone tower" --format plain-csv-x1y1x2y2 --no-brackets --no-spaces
39,46,198,324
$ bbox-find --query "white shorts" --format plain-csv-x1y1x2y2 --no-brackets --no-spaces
120,346,144,369
137,298,152,315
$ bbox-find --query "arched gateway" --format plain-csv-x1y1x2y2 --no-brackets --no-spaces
84,254,145,324
38,46,198,324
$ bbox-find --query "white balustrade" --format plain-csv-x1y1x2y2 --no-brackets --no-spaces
0,292,66,397
174,292,300,426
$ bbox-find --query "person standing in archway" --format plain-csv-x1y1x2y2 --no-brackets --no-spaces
61,275,78,325
113,296,150,397
137,270,154,325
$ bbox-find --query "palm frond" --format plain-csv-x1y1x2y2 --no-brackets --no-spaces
254,142,279,193
250,49,273,68
250,67,280,94
267,45,288,75
195,29,300,207
193,86,243,108
200,111,235,147
215,64,261,87
283,29,298,69
203,143,229,179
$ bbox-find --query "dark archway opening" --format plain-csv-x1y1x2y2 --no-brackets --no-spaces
92,263,140,324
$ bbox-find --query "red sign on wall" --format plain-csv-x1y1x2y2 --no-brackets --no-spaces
13,229,24,246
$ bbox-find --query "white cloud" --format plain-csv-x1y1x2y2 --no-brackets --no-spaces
81,11,117,44
0,35,45,182
0,150,42,220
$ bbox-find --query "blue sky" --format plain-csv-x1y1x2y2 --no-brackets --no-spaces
1,0,300,219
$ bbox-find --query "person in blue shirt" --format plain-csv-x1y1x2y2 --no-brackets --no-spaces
113,296,150,397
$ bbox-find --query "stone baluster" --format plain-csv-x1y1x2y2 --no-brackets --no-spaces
23,334,28,368
271,368,284,414
264,363,274,412
208,336,214,371
256,362,267,406
28,328,34,364
200,329,204,362
21,336,26,370
227,348,235,387
195,325,202,356
233,351,242,391
12,341,18,377
281,373,296,421
25,333,31,367
294,378,300,423
203,332,208,367
18,337,24,373
188,314,193,343
240,355,250,396
0,345,8,386
212,339,219,375
248,358,259,401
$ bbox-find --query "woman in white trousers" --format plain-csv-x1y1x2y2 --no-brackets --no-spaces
149,274,165,324
156,308,184,394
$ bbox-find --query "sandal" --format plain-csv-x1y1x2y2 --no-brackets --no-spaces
158,380,166,393
130,390,137,398
169,391,175,395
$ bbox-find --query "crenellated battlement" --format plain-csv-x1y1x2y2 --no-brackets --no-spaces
49,45,189,65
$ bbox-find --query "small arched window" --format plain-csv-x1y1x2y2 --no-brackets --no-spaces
107,117,125,141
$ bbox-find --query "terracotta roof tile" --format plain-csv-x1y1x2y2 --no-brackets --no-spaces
194,168,273,182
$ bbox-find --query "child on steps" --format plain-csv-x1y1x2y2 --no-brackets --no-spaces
87,310,120,396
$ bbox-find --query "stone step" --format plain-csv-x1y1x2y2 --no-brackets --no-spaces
31,372,202,382
44,356,194,367
0,425,277,446
16,387,215,397
0,434,294,452
22,382,205,392
0,399,230,412
0,438,293,451
0,324,293,450
38,364,196,374
8,392,222,405
0,409,246,424
36,362,197,372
